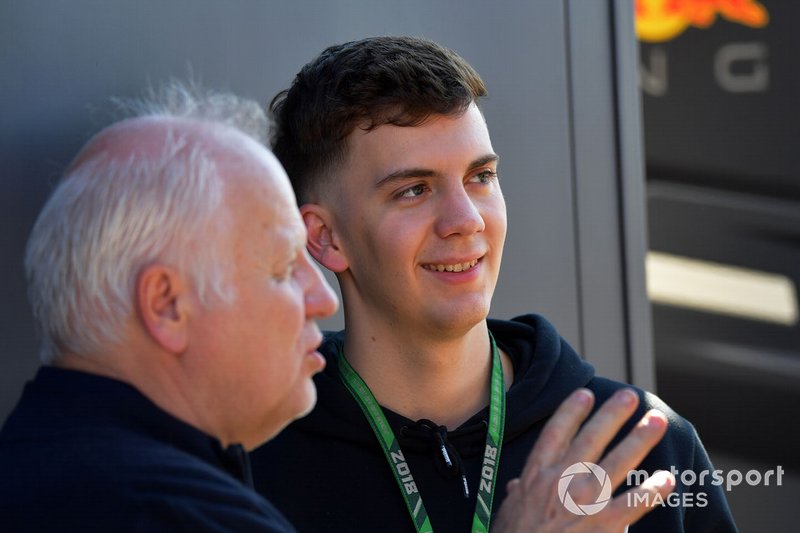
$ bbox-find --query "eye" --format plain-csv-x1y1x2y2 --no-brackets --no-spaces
397,183,428,199
470,170,498,184
273,262,296,282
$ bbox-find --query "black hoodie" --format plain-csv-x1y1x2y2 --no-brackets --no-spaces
251,314,737,532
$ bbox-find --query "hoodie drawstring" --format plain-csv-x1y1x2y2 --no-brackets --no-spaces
399,419,478,499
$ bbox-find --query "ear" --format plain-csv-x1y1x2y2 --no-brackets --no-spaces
300,203,349,273
136,265,189,354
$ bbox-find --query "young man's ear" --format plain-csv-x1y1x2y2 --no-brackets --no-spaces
136,265,189,354
300,203,349,273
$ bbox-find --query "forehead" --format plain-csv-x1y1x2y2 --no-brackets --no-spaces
342,104,493,178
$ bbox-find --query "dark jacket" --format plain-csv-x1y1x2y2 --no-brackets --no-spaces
251,314,737,532
0,366,295,532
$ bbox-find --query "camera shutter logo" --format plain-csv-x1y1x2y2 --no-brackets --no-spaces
558,462,613,515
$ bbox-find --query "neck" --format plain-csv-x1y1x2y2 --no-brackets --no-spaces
55,341,222,445
342,319,512,429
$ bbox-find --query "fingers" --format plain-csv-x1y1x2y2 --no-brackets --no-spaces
605,469,676,526
601,409,669,488
508,388,671,531
561,389,640,467
493,479,521,529
520,387,644,490
519,389,595,484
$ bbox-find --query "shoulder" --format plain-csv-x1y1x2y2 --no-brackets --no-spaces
585,378,738,531
19,449,293,531
487,313,559,342
586,376,701,457
132,475,295,532
2,422,293,531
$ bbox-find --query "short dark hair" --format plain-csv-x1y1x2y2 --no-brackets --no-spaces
270,36,487,203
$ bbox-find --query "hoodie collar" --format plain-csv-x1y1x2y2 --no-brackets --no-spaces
291,314,595,455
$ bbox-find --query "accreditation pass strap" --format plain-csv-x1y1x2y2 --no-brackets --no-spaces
337,332,506,533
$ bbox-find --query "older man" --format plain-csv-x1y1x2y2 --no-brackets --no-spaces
0,84,338,531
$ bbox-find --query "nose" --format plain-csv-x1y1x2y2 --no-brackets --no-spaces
300,250,339,319
434,185,485,238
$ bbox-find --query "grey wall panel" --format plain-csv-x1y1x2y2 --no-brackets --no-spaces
567,0,629,379
564,0,653,387
482,1,582,344
612,0,654,390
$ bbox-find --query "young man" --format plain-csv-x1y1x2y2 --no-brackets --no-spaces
250,37,737,532
0,84,338,531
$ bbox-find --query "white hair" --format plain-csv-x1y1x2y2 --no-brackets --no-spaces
25,81,270,363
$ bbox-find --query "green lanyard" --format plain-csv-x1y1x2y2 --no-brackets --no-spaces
337,332,506,533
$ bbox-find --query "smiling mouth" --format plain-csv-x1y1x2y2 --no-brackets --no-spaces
421,257,480,273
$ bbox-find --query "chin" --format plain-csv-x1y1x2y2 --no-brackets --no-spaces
430,300,490,330
295,391,318,419
254,382,318,446
287,379,319,421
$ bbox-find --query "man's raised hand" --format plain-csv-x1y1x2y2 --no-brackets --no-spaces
492,388,675,532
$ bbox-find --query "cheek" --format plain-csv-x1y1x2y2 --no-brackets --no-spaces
254,320,306,399
249,287,305,345
484,197,508,239
373,213,428,258
268,283,306,334
346,219,401,273
275,299,306,341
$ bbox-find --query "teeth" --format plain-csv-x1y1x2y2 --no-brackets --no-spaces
423,258,479,272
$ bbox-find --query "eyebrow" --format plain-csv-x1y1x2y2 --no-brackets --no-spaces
374,153,499,189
